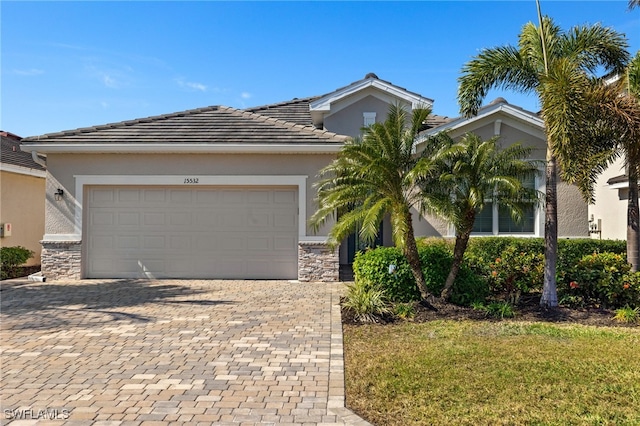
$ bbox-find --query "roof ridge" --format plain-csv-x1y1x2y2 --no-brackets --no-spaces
245,95,320,112
23,106,220,141
220,106,347,140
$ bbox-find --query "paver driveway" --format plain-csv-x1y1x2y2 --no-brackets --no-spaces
0,279,369,425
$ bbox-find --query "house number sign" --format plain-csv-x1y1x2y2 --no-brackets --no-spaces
183,178,200,184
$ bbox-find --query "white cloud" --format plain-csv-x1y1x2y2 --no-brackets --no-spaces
241,92,252,99
13,68,44,76
102,74,118,88
176,78,207,92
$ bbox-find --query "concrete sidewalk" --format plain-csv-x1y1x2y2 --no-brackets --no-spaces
0,279,370,425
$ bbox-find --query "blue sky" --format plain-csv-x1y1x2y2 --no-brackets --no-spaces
2,1,639,137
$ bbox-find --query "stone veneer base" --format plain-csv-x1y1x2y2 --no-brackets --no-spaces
40,240,82,281
298,241,339,282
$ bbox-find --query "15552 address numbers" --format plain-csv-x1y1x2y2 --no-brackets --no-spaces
184,178,199,184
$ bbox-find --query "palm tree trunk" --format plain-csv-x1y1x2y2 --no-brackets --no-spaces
628,167,639,272
441,226,472,301
403,210,431,301
541,154,559,307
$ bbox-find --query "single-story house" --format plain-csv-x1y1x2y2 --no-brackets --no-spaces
0,131,46,266
20,74,588,281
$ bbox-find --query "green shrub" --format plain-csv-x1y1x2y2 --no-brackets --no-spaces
556,239,626,283
353,241,488,306
393,303,416,320
487,245,544,301
613,306,640,324
561,252,633,308
353,247,417,303
0,246,34,280
465,237,627,299
342,280,391,323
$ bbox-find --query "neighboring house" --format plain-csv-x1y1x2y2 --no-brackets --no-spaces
0,131,46,267
20,74,587,281
589,157,635,240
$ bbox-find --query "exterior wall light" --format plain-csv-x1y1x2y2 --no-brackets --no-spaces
54,188,64,201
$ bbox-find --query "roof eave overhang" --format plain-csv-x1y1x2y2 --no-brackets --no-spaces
20,143,344,154
0,163,46,178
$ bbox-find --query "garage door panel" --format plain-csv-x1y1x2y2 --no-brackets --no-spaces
143,189,167,203
274,236,296,251
169,189,192,203
143,212,166,226
117,235,139,250
118,212,139,226
118,189,141,203
170,235,192,250
86,186,298,279
90,211,115,226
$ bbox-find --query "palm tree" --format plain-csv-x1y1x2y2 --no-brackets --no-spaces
629,0,639,10
624,52,640,272
548,52,640,271
457,11,629,307
310,103,435,301
417,132,543,300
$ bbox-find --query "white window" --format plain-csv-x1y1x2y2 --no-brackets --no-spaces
472,173,537,234
363,112,376,127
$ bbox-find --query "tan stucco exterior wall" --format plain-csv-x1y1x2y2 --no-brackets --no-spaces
557,179,589,238
44,152,337,238
0,170,45,265
324,93,411,137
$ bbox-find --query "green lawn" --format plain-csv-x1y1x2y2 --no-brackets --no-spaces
344,321,640,426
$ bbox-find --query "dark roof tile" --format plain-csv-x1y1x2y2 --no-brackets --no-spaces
0,132,45,171
22,105,347,145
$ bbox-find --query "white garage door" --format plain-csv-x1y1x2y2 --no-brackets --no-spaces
86,186,298,279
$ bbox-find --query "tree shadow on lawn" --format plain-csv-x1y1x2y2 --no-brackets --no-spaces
0,279,235,331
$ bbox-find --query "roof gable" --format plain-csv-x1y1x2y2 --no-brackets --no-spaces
308,74,434,127
421,98,544,139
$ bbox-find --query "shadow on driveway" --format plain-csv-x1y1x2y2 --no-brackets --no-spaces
0,279,235,331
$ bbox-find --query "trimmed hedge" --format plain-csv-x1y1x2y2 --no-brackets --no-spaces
464,237,627,291
353,237,631,308
0,246,34,280
352,242,488,306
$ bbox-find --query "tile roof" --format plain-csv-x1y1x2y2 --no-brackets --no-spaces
245,96,318,126
21,106,347,145
245,96,451,132
0,132,45,171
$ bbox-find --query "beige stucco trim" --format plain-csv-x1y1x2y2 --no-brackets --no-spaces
0,163,46,178
21,144,343,154
73,174,321,241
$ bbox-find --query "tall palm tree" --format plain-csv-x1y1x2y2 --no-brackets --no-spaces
629,0,639,10
547,52,640,271
417,132,543,300
624,52,640,272
310,103,435,301
457,12,629,307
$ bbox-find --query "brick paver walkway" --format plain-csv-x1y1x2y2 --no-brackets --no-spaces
0,279,370,425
